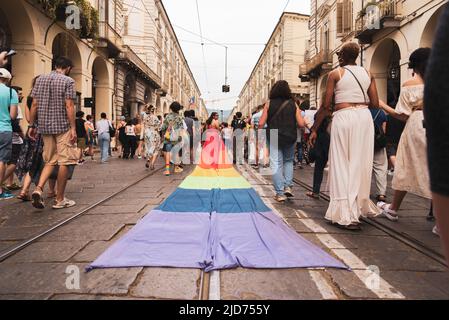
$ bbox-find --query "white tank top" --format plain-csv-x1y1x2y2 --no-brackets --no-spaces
334,65,371,105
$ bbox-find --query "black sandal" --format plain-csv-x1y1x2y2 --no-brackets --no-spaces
333,223,361,231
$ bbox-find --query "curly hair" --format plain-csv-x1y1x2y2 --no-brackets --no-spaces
170,101,183,113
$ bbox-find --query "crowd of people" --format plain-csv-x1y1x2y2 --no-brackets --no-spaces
0,55,203,209
1,7,449,266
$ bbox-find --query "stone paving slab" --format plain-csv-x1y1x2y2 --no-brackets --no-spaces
326,269,379,299
331,247,447,272
6,241,88,263
1,211,74,228
70,214,140,226
378,271,449,299
0,263,142,295
40,221,125,241
0,226,47,241
0,294,52,300
71,224,134,264
50,294,150,300
72,241,111,263
220,269,323,300
88,204,147,214
130,268,201,300
0,241,19,252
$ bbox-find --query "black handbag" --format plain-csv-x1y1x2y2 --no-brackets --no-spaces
108,122,116,137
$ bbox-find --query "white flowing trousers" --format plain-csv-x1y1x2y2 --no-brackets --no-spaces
326,106,381,226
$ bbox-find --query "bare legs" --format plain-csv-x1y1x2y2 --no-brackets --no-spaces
389,190,407,211
34,164,69,202
432,193,449,265
0,162,6,194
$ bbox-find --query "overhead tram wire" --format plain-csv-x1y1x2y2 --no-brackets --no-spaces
283,0,291,12
119,0,141,35
125,3,318,49
195,0,210,94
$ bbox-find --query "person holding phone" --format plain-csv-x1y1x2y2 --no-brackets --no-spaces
0,68,18,200
0,50,16,68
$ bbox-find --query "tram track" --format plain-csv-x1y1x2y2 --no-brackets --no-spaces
0,166,165,263
292,178,448,267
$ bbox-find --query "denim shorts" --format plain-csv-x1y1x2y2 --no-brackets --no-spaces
162,142,177,152
0,131,12,163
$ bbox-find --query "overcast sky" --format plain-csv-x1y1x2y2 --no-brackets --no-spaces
163,0,311,111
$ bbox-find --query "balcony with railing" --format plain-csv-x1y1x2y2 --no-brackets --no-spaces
355,0,401,44
97,21,123,56
118,46,162,90
299,50,333,80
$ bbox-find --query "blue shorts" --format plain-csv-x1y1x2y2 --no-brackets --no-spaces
0,131,12,163
162,142,175,152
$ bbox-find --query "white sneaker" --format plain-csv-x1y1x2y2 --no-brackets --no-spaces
432,225,440,236
377,201,399,222
274,194,287,202
52,198,76,209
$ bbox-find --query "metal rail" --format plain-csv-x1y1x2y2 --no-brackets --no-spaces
0,166,165,263
198,271,210,300
292,178,448,267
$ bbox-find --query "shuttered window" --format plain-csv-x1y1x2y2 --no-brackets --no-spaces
337,0,353,36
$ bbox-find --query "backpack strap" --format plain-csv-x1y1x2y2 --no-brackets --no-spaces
343,67,368,104
269,99,291,123
373,110,381,122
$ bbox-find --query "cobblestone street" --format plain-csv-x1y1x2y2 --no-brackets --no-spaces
0,157,448,300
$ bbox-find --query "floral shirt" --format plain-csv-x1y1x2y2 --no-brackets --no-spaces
161,112,185,132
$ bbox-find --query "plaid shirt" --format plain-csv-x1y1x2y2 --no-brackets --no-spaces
31,71,76,135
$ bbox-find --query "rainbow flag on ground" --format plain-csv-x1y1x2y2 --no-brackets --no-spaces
88,136,347,271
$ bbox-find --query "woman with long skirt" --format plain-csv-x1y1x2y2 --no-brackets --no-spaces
310,42,381,230
377,48,433,226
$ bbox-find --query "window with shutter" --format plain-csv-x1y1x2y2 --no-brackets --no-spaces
337,2,343,35
337,0,353,36
344,0,353,33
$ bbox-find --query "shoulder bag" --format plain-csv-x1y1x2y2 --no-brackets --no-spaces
269,99,297,147
344,67,385,150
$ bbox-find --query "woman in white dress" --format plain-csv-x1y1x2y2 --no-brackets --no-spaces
377,48,432,222
309,42,380,230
